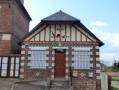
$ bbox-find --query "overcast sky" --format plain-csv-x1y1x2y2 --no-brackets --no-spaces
24,0,119,65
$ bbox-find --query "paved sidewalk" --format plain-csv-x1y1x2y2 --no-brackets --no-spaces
0,78,45,90
13,84,45,90
0,79,15,90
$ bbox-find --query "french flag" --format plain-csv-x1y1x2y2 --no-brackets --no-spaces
56,32,61,38
51,31,55,38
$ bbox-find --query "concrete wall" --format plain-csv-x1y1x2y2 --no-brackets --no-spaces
101,73,108,90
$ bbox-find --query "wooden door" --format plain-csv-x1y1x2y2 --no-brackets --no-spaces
55,53,66,78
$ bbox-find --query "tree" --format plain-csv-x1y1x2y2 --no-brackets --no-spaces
117,61,119,70
113,60,117,69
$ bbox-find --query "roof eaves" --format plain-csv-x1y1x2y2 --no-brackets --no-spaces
18,22,44,45
15,0,32,21
77,22,104,47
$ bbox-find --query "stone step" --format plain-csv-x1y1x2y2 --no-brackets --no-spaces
49,79,70,90
51,79,69,86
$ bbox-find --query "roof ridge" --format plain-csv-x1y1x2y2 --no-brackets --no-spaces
41,10,80,22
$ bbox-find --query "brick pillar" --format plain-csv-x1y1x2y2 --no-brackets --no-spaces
20,44,26,79
95,46,101,90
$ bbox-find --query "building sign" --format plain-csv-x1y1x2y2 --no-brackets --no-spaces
73,71,78,77
88,72,93,78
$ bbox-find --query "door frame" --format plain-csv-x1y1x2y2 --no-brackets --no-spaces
52,47,68,79
54,51,66,78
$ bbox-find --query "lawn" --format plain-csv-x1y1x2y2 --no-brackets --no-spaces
112,78,119,81
111,86,119,90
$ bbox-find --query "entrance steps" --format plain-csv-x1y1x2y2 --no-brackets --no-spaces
48,79,70,90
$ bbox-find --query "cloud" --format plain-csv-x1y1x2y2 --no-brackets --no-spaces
29,20,41,31
90,21,107,26
90,29,119,64
90,29,119,47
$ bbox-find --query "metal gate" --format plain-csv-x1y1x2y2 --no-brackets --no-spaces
0,56,20,78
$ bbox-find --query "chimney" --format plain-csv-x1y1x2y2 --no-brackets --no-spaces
20,0,24,5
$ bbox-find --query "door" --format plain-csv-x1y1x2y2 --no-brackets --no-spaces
54,49,66,78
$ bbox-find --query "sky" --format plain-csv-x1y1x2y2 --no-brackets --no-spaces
24,0,119,66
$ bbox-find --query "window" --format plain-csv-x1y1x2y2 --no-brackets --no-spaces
74,50,90,69
10,57,20,77
30,49,46,69
0,57,8,77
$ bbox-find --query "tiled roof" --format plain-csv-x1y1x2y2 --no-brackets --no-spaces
41,10,80,22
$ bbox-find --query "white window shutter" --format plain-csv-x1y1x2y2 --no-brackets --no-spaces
74,50,90,69
30,49,46,69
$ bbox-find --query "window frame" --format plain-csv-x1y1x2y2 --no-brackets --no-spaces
30,47,48,69
73,47,91,70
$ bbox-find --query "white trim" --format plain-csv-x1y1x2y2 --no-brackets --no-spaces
52,47,68,49
27,63,30,66
96,46,99,49
65,75,69,79
72,63,74,67
90,58,93,61
28,51,31,54
73,47,92,51
20,69,24,72
72,58,75,61
21,57,25,60
52,51,55,54
96,52,99,55
28,57,31,60
21,63,24,66
96,57,100,61
72,52,74,55
51,69,54,72
46,51,49,54
51,75,54,79
20,75,24,78
52,63,54,66
66,63,69,67
90,64,93,67
46,63,49,66
96,70,100,73
65,69,69,73
30,47,49,50
97,76,101,79
46,57,49,60
21,51,25,54
66,52,69,55
90,52,93,55
96,64,100,67
66,57,69,61
52,57,55,61
21,45,25,48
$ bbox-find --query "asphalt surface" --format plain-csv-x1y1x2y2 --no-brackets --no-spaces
0,79,15,90
0,79,45,90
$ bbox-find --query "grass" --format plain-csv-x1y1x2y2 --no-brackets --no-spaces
112,78,119,81
112,86,119,90
113,84,119,85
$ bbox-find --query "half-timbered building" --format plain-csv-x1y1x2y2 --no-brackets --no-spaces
19,11,104,90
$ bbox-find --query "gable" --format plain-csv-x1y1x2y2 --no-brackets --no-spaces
24,24,96,42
